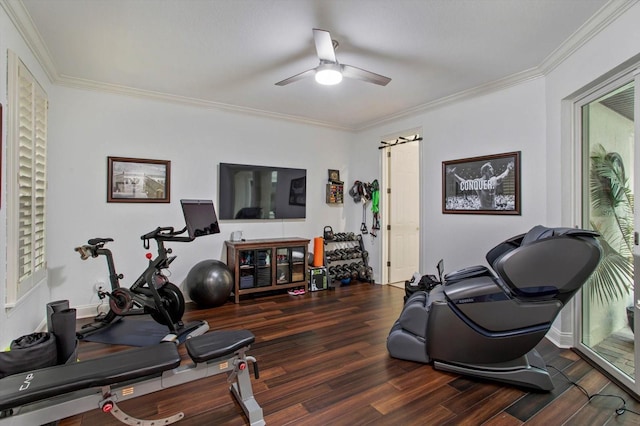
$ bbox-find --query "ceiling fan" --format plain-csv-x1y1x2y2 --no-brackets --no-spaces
275,28,391,87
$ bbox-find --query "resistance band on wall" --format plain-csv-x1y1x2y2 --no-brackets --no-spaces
349,180,380,238
370,180,380,238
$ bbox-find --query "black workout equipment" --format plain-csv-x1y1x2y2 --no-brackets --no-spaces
185,259,234,308
0,330,264,425
0,333,58,380
387,225,602,391
403,271,441,304
1,302,80,380
76,200,220,342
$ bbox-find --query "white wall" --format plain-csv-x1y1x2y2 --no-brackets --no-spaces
45,86,353,316
351,78,547,283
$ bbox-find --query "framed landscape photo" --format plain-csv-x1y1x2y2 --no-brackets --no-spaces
107,157,171,203
442,151,520,215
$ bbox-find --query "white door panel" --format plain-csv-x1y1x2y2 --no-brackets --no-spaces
388,141,420,283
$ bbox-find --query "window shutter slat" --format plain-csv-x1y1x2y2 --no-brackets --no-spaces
8,51,48,299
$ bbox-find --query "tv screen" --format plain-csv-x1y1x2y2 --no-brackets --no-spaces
218,163,306,220
180,199,221,238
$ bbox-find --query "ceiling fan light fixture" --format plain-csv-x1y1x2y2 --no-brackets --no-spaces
315,65,342,85
275,29,390,87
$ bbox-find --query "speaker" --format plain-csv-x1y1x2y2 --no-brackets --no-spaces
309,267,328,291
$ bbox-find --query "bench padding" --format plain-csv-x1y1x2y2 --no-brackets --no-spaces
0,342,180,412
186,330,254,363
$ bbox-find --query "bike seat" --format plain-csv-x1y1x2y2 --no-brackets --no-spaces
87,237,114,245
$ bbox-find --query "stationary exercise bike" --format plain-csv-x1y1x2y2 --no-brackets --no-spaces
76,199,221,340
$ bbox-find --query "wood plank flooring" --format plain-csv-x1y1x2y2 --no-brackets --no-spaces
59,283,640,425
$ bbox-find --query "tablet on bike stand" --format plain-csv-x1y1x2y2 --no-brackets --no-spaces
181,199,221,240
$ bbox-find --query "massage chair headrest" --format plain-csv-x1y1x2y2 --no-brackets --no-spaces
520,225,599,246
486,225,601,302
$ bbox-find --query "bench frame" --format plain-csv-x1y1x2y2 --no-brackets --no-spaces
0,333,265,426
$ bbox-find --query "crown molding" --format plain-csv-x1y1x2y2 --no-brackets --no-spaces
356,0,637,131
356,68,544,131
0,0,58,83
538,0,638,75
55,74,355,132
2,0,636,133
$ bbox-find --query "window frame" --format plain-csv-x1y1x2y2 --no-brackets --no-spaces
6,50,48,307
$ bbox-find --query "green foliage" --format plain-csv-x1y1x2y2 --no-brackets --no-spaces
587,144,634,304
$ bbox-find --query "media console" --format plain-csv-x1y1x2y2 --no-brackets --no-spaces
225,238,310,303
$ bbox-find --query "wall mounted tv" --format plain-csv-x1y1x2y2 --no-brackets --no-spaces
218,163,307,220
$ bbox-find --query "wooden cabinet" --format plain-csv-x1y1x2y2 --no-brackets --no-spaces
225,238,310,303
326,183,344,204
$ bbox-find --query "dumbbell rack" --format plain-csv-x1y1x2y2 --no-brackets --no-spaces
324,232,373,286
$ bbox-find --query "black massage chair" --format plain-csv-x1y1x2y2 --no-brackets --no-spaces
387,225,602,390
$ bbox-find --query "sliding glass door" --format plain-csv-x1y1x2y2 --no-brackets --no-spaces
578,75,638,397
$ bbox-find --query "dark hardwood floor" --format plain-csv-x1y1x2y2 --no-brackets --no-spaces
60,283,640,425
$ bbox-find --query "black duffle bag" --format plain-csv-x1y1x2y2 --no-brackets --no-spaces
404,274,440,304
0,332,58,379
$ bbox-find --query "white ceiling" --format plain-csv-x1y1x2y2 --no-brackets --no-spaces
5,0,623,131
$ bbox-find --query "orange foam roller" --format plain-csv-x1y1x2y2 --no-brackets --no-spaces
313,237,324,267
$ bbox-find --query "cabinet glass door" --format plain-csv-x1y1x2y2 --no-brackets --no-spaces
239,250,256,289
291,246,306,282
276,248,290,284
255,249,272,287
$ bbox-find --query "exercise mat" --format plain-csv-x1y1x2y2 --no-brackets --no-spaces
51,308,78,364
46,300,69,332
81,316,170,347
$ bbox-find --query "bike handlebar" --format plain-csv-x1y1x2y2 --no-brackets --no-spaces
74,245,94,260
140,226,194,244
74,237,114,260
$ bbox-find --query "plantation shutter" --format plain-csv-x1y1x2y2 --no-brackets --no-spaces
7,50,48,305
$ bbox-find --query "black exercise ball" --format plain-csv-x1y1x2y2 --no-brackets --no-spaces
185,259,233,308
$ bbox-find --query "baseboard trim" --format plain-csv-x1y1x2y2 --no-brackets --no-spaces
546,326,573,349
75,304,101,320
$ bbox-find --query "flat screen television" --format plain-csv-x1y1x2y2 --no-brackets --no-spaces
218,163,306,220
180,199,221,238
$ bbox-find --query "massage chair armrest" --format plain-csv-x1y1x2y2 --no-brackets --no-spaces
444,265,493,285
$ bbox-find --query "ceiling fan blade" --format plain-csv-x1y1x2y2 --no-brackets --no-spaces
275,68,316,86
313,28,337,63
341,64,391,86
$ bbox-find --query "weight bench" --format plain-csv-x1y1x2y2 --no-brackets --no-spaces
0,330,264,425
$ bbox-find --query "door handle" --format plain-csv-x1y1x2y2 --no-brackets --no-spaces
635,231,639,246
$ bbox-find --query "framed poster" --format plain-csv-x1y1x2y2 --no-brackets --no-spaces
107,156,171,203
442,151,520,215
